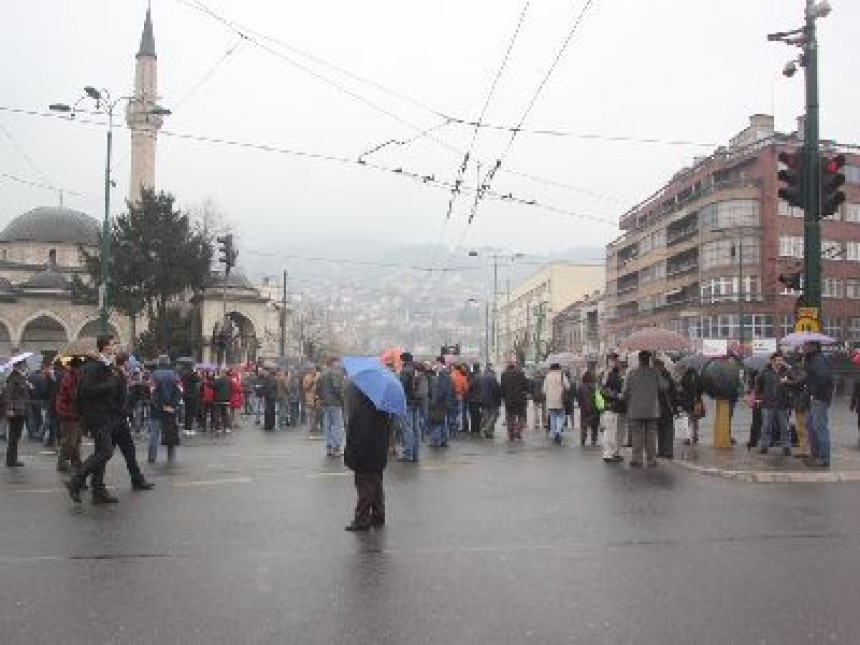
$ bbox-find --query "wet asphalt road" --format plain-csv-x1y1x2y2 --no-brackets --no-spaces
2,419,860,645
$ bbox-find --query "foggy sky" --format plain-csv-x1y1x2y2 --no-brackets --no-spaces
2,0,858,263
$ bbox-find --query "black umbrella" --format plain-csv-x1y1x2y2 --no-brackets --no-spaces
676,354,709,372
700,358,742,399
743,355,768,371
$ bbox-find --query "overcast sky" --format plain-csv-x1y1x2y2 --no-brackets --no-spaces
2,0,858,259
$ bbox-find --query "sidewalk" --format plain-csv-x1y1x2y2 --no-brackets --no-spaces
670,399,860,483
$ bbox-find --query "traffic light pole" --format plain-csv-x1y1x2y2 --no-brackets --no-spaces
803,0,822,310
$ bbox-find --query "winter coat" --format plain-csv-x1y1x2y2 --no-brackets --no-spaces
428,370,454,420
302,373,319,407
623,365,663,421
415,371,429,402
500,365,530,412
400,362,418,405
55,368,81,421
3,368,30,418
804,351,833,404
577,382,598,417
531,374,546,403
479,371,502,408
182,372,201,402
212,375,231,404
450,368,469,401
78,359,124,420
755,365,791,410
467,370,482,404
542,369,570,410
317,367,345,407
678,370,703,414
230,375,244,409
600,367,626,414
344,382,392,474
151,368,182,412
202,380,215,405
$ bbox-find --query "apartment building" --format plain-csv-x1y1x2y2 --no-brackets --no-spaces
551,291,604,360
604,114,860,350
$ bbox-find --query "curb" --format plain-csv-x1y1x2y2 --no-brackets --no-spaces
670,459,860,483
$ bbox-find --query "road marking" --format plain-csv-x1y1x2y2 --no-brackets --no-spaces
172,477,252,488
15,488,65,494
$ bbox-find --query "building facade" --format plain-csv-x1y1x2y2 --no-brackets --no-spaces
604,114,860,351
497,263,604,364
551,291,604,360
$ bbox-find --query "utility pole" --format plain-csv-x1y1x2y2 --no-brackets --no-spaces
485,301,490,366
492,255,499,363
280,270,288,359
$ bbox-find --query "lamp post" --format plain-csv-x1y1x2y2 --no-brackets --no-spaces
51,89,170,335
468,250,524,363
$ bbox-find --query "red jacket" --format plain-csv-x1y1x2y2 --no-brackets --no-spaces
229,375,242,409
55,368,81,421
202,380,215,405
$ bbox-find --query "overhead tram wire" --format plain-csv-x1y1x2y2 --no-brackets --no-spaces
172,35,247,112
0,171,85,199
472,0,597,224
0,104,621,228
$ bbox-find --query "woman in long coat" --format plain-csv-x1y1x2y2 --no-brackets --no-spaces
343,381,392,531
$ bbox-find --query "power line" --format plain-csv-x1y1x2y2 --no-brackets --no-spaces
172,35,247,112
0,171,85,198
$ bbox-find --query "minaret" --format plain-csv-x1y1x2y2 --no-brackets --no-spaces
126,7,163,204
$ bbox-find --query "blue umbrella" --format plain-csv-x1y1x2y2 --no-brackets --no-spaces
342,356,406,416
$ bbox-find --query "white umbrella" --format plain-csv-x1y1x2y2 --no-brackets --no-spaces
7,351,34,366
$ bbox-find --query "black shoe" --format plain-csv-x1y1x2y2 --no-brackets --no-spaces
92,488,119,504
345,523,371,532
370,517,385,528
64,480,82,504
132,480,155,491
6,461,24,468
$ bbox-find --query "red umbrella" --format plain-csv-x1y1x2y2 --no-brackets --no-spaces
852,350,860,368
620,328,690,352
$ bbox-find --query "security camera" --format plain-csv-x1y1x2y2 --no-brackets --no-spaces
783,60,798,78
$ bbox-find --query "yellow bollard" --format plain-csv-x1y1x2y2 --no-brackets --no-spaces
794,411,810,457
714,398,732,448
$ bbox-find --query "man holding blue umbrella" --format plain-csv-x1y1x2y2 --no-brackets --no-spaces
341,357,404,531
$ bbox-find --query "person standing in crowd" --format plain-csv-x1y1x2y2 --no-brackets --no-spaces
303,365,320,434
803,340,833,467
479,363,502,438
112,352,155,489
212,369,232,434
3,358,30,468
577,371,600,446
228,369,243,428
343,380,392,531
414,363,430,442
66,335,121,504
182,368,201,436
200,372,215,432
653,357,677,459
56,356,84,473
531,369,547,433
755,352,792,456
149,355,182,463
318,357,345,457
428,357,453,448
467,363,483,437
398,352,419,463
623,350,663,468
600,352,625,463
543,363,570,445
26,364,46,441
563,370,576,431
287,370,302,427
449,363,468,438
42,359,62,448
500,357,529,443
850,376,860,449
262,369,278,431
679,366,704,446
241,372,254,415
275,370,289,427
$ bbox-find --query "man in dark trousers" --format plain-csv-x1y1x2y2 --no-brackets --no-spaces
66,335,122,504
479,364,502,438
343,381,392,531
3,358,30,468
500,357,530,442
115,352,155,488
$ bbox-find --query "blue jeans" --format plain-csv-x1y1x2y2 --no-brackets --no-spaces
401,406,419,461
447,406,460,439
549,410,566,440
148,415,162,462
761,408,790,449
808,399,830,463
26,402,44,440
322,406,344,452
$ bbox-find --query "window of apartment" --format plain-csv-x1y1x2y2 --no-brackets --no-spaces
847,279,860,299
654,261,666,279
848,242,860,262
640,235,652,255
823,277,844,299
699,199,761,230
822,240,844,260
780,273,804,296
850,318,860,342
701,238,761,270
651,229,666,249
845,165,860,184
823,317,843,339
779,235,804,258
778,200,804,218
780,315,794,337
846,204,860,223
700,276,760,303
744,314,774,338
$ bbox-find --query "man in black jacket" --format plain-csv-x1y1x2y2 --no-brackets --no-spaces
756,352,792,456
343,381,392,531
479,364,502,438
399,352,419,462
804,341,833,467
66,335,122,504
500,358,529,442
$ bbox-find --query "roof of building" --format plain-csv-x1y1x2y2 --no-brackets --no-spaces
19,268,72,291
137,7,156,58
0,206,99,246
0,276,14,293
206,271,256,290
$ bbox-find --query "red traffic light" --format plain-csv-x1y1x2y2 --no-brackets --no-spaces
824,154,846,174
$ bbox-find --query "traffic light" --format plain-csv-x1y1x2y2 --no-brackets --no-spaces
820,153,846,218
777,150,805,209
217,234,238,272
778,271,802,291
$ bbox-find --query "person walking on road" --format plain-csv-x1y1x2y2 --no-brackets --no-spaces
543,363,570,445
678,366,704,446
66,335,122,504
182,369,201,435
479,364,502,438
343,381,392,531
318,357,345,457
623,350,663,468
113,352,155,489
500,358,529,443
212,370,232,434
576,371,600,447
599,352,625,462
653,357,677,459
398,352,419,462
466,363,483,437
3,358,30,468
803,341,833,467
755,352,792,456
149,355,182,463
56,356,84,473
428,358,453,448
303,366,321,434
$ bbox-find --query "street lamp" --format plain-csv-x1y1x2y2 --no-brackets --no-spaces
50,88,170,335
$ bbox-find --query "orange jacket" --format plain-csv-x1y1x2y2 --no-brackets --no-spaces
451,368,469,400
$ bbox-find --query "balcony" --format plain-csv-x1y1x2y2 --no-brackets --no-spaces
666,224,698,246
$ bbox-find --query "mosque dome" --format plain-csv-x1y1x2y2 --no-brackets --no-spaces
0,207,99,246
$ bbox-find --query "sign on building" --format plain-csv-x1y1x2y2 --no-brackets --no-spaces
702,338,729,357
751,338,778,355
